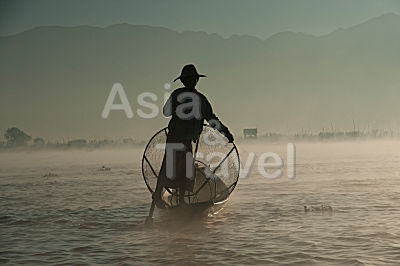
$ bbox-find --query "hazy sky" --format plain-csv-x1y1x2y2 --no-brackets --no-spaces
2,0,400,141
1,0,400,38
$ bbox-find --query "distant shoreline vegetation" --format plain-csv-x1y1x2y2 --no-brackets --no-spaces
1,127,400,152
251,129,400,142
0,127,146,151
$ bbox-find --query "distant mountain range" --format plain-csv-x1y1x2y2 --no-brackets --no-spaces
1,13,400,139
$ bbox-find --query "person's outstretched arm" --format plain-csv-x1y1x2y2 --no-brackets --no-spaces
202,97,234,143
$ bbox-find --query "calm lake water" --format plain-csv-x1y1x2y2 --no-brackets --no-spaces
1,140,400,265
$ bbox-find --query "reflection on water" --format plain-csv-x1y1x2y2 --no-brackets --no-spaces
1,141,400,264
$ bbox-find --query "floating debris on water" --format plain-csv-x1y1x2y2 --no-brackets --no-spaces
304,204,333,213
98,165,111,171
42,172,59,178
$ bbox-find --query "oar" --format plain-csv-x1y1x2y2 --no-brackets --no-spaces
145,129,169,226
144,155,165,226
144,177,162,226
145,198,156,226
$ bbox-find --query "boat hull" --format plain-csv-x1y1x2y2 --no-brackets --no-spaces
160,198,228,216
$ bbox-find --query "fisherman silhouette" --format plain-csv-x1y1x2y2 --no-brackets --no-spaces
153,64,234,208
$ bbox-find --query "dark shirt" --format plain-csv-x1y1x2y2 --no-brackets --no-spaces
163,87,230,140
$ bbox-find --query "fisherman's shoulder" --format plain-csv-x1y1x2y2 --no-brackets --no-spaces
174,87,187,92
171,87,187,96
172,88,209,102
196,91,211,102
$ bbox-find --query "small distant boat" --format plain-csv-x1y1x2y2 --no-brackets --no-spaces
98,165,111,171
43,172,58,178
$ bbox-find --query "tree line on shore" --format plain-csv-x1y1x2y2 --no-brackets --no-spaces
255,129,400,142
0,127,144,149
1,127,400,150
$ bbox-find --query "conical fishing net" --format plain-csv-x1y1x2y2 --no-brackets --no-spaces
142,125,240,208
